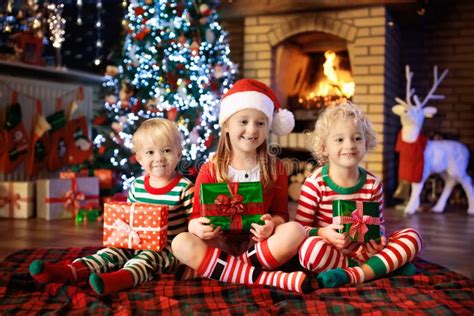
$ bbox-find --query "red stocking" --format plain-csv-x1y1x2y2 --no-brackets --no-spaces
1,102,29,174
26,101,51,177
46,109,68,171
65,116,92,165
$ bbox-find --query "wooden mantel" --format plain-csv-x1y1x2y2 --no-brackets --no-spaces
0,60,105,86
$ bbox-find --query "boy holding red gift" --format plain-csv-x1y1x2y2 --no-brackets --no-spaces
296,102,424,287
29,118,194,295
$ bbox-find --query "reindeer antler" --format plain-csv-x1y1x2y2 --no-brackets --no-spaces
412,65,448,108
395,65,416,108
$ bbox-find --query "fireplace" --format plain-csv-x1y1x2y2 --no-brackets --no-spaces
232,6,401,196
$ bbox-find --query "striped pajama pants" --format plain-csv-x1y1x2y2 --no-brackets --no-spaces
299,228,423,274
74,245,177,286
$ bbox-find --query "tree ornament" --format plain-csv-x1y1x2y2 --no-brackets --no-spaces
189,127,200,144
214,65,223,79
134,28,151,41
199,4,211,17
204,134,214,149
167,107,178,121
105,65,120,77
144,98,160,112
105,94,118,104
205,28,216,44
178,35,187,45
134,6,145,16
93,113,108,125
190,41,199,55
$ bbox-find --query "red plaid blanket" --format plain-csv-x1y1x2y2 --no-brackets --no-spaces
0,247,472,314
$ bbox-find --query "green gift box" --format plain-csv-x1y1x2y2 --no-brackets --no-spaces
75,203,101,224
201,182,264,232
332,200,381,243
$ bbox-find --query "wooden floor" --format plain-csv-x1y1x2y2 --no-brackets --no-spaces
0,205,472,279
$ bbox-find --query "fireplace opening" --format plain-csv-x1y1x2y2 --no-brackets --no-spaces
274,31,354,131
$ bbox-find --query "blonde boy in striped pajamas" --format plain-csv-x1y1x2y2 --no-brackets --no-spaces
296,102,423,288
30,118,194,295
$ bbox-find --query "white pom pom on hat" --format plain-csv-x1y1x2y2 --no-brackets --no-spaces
219,78,295,136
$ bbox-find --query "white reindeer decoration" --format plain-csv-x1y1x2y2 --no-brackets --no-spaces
392,65,474,215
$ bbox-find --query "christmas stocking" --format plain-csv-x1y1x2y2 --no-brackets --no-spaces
46,109,68,171
1,102,29,174
65,116,92,165
26,101,51,177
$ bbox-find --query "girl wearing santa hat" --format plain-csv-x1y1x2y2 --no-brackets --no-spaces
172,78,312,294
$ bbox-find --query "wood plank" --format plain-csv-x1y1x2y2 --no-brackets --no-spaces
0,205,472,278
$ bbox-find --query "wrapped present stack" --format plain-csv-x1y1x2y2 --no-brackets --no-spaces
0,181,34,218
103,202,168,251
201,182,264,232
37,176,100,221
332,200,381,243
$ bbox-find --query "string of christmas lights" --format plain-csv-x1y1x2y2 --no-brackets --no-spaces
76,0,83,25
94,0,103,66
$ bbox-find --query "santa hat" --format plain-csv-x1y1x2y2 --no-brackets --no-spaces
219,79,295,136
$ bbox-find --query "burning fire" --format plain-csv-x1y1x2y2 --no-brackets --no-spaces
299,50,354,106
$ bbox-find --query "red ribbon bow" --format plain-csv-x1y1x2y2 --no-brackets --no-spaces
0,182,32,217
214,183,245,219
344,201,379,243
62,177,85,218
0,193,21,210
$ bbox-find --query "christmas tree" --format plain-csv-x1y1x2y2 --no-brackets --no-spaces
91,0,236,192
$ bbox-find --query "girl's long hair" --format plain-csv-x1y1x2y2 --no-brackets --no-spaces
210,123,276,189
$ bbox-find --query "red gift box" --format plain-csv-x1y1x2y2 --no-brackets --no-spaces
103,202,168,251
80,169,116,190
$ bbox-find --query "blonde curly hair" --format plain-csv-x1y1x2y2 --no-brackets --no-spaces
307,102,378,165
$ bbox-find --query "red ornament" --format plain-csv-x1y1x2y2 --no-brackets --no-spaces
98,146,106,155
167,107,178,121
130,154,137,164
93,114,107,125
134,28,151,41
132,99,141,113
210,79,219,92
134,6,145,16
205,134,214,148
166,73,178,89
190,41,199,55
199,4,211,17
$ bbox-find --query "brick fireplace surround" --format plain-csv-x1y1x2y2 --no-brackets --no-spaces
221,1,474,202
230,6,401,197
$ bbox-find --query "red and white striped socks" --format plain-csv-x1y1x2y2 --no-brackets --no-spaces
238,240,280,270
298,236,348,272
305,229,423,288
198,247,312,294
